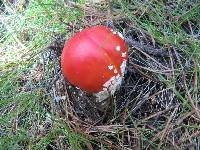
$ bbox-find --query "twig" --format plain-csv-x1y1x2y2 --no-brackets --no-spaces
157,104,179,150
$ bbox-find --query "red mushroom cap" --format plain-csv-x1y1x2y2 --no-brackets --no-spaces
61,25,128,94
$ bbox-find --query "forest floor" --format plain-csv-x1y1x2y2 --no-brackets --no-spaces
0,0,200,149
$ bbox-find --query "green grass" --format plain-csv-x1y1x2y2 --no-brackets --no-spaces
0,0,87,149
114,0,200,149
1,0,200,149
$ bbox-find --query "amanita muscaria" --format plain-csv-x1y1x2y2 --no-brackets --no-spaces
61,25,128,100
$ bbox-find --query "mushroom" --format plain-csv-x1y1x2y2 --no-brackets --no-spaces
61,25,128,101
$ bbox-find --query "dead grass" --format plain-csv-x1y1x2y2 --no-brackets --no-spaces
41,1,200,149
1,0,200,149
